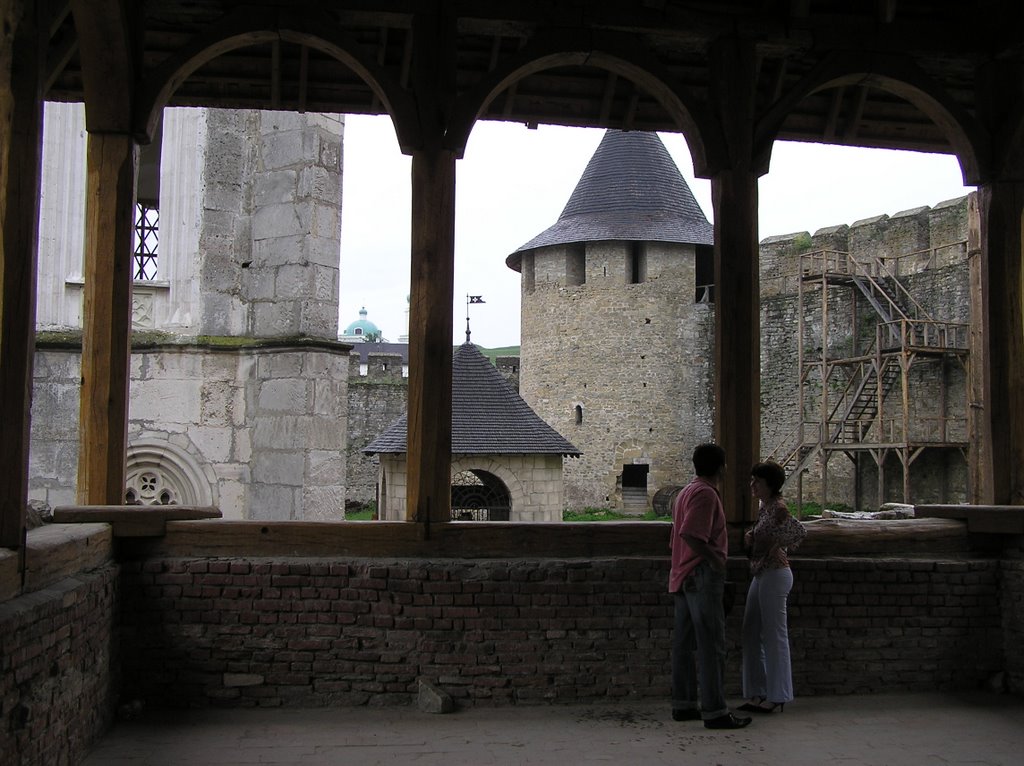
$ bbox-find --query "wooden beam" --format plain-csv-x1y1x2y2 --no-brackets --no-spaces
406,149,456,524
69,0,133,133
77,132,137,505
271,39,281,109
599,71,617,124
710,37,760,524
967,192,992,502
975,182,1024,505
406,5,457,525
0,0,43,550
824,85,844,141
298,44,308,113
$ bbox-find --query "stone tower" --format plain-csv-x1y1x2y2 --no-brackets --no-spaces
507,130,715,511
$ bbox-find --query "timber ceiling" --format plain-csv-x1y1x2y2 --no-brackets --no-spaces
42,2,1021,164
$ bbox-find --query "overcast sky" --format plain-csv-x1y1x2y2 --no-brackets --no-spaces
338,114,974,349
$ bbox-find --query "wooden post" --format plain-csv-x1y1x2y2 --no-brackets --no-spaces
974,182,1024,505
966,192,993,502
709,37,760,524
77,132,137,504
711,166,760,523
406,148,456,523
0,0,42,550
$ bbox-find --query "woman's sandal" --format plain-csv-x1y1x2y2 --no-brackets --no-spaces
751,701,785,714
737,697,765,712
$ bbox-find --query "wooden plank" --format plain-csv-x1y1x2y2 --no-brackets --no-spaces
77,132,137,504
114,517,976,560
52,504,222,536
0,0,42,550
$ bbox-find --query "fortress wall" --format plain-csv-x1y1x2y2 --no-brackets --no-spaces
758,198,971,509
346,353,407,506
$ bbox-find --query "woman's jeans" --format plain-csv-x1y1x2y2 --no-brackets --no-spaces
671,560,728,719
742,566,795,704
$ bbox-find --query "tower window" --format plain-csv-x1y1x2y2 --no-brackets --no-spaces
629,242,646,284
566,243,585,286
695,244,714,303
574,404,583,425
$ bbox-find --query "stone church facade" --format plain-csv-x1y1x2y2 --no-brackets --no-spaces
30,104,349,520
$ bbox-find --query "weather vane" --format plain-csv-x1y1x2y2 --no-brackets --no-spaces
466,294,485,343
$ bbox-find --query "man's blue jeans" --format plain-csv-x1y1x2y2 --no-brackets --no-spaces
671,560,728,719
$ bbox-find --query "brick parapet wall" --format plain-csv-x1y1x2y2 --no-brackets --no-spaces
117,554,1006,709
1002,558,1024,693
0,565,119,766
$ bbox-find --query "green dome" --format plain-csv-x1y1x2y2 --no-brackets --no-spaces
343,307,381,339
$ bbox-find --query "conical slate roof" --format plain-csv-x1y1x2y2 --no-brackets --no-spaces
363,343,581,456
506,129,713,271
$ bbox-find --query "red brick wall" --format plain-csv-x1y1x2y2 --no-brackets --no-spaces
117,555,1005,708
1003,559,1024,694
0,565,119,766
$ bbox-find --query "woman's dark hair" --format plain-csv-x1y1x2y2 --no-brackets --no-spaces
751,461,786,494
692,443,726,477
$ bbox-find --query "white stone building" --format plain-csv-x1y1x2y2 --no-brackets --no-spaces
30,103,349,520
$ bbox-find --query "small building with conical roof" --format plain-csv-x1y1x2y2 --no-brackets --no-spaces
363,342,580,521
507,129,715,512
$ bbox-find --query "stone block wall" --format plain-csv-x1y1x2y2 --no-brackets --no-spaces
520,240,715,510
0,565,119,766
115,553,1006,709
758,197,972,509
29,341,350,521
346,353,408,506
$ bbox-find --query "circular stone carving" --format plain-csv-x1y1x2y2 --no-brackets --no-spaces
124,439,213,506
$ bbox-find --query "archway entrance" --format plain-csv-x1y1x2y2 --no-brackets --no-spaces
450,470,511,521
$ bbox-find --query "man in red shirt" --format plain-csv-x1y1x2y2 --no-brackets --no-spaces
669,443,751,729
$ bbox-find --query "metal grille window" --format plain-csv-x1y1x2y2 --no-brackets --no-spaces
133,203,159,280
450,469,511,521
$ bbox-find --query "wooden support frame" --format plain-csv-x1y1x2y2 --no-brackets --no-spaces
974,182,1024,505
0,0,43,551
76,132,137,504
710,37,760,524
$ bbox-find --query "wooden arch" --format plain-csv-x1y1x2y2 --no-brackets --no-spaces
135,9,417,148
754,49,988,184
443,27,723,176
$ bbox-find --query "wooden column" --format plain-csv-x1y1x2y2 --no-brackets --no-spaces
406,148,456,523
709,37,761,523
77,132,137,504
712,169,761,523
974,182,1024,505
0,0,42,550
966,192,993,502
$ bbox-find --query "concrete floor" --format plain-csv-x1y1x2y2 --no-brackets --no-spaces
81,691,1024,766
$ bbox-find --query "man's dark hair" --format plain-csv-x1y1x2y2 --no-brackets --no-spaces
692,443,726,477
751,460,786,494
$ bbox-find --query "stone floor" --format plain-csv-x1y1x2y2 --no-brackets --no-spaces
81,691,1024,766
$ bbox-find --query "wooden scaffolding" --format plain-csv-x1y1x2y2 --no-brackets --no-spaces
773,244,970,511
